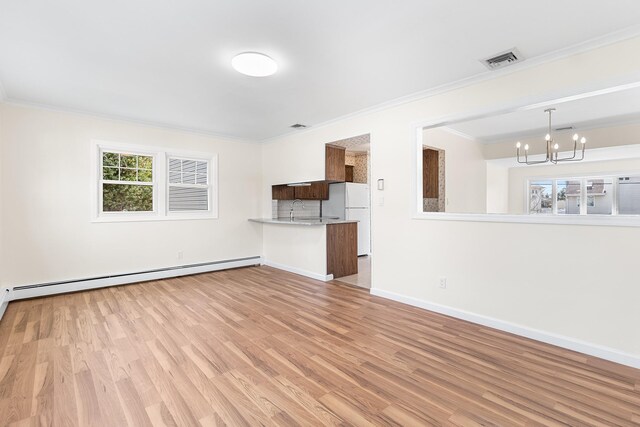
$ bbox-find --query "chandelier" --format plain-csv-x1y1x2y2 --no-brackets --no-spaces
516,108,587,165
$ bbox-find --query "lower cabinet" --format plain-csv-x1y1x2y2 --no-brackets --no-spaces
326,222,358,278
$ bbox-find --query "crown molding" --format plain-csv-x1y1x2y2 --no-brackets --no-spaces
0,99,259,144
261,24,640,143
3,25,640,143
439,126,477,141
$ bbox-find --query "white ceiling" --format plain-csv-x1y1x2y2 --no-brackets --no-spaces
1,1,640,140
448,86,640,143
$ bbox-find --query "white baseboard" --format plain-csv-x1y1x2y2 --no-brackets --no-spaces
8,256,262,302
262,260,333,282
0,289,9,323
370,288,640,370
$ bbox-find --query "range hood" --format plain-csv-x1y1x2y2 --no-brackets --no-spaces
286,182,312,187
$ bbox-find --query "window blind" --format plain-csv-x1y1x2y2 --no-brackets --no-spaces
168,158,209,212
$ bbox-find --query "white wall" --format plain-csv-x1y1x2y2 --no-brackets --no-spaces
262,224,327,280
260,36,640,359
508,158,640,214
423,128,486,213
486,162,509,214
0,104,263,287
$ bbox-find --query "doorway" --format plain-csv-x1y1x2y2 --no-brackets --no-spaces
325,134,372,289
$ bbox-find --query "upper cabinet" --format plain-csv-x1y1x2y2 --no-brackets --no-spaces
294,182,329,200
345,165,354,183
272,184,295,200
271,182,329,200
325,144,346,182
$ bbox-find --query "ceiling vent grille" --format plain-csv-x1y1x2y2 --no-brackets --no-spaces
555,126,574,131
481,48,523,70
290,123,307,129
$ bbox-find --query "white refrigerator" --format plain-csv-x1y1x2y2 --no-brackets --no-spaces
324,183,371,256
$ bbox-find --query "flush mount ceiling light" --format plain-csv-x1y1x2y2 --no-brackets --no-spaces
516,108,587,165
231,52,277,77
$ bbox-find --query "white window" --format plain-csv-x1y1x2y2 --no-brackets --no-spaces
100,150,156,214
527,175,633,216
93,142,217,221
168,157,210,212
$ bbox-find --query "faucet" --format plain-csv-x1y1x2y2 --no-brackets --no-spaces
290,199,304,220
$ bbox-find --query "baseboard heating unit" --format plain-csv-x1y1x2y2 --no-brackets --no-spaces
4,256,262,310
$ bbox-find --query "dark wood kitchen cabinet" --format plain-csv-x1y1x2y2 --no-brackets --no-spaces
326,222,358,278
325,144,346,182
423,148,439,198
345,165,354,182
294,182,329,200
272,182,329,200
272,184,295,200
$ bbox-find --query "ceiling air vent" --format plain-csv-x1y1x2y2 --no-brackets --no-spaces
481,48,523,70
290,123,307,129
555,126,574,131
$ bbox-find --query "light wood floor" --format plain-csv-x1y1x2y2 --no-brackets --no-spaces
0,266,639,426
335,255,371,289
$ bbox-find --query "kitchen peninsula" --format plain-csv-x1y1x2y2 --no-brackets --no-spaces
249,218,358,280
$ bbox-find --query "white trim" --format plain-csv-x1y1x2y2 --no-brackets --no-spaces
262,25,640,143
440,126,477,142
370,288,640,369
8,257,261,301
91,140,219,222
413,80,640,226
412,211,640,227
0,288,10,322
0,99,256,144
262,260,333,282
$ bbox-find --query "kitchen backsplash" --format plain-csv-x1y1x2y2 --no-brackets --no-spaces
274,200,321,218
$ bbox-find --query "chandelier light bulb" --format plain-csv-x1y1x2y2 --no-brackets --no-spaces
516,108,587,165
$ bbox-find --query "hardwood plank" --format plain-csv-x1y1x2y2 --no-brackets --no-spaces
0,265,638,426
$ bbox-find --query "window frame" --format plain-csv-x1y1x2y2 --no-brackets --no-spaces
165,154,215,218
91,141,218,222
99,148,158,217
524,172,638,217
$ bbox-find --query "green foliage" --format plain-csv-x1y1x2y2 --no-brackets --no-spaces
138,169,153,182
103,152,119,167
103,167,119,180
102,152,154,212
121,155,137,168
138,156,152,169
103,184,153,212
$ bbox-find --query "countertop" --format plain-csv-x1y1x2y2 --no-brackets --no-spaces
249,217,359,226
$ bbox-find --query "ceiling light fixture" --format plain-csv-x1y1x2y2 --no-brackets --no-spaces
516,108,587,165
231,52,277,77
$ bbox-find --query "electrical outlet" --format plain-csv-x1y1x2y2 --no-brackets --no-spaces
177,251,184,260
439,277,447,289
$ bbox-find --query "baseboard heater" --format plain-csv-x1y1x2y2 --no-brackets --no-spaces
8,256,262,302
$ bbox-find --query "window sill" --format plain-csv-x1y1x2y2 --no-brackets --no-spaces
413,212,640,227
92,214,218,223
